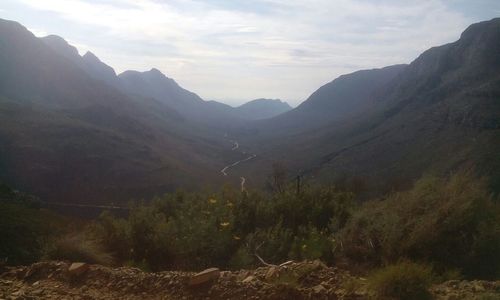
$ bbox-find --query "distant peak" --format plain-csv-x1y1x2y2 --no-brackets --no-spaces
145,68,176,83
41,35,79,57
149,68,164,75
83,51,98,60
246,98,291,108
42,34,68,43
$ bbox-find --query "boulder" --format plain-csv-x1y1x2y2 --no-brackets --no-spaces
188,268,220,286
68,263,89,277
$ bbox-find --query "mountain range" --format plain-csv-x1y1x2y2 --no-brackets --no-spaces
0,17,498,204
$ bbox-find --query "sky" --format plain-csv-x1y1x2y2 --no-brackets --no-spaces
1,1,499,106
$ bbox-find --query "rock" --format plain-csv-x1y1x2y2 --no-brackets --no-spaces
311,259,327,270
279,260,294,267
188,268,220,286
265,266,279,281
313,284,326,294
242,276,256,283
68,263,89,277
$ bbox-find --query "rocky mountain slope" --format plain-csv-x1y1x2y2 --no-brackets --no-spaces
236,18,500,193
1,261,498,300
1,17,499,203
0,18,234,204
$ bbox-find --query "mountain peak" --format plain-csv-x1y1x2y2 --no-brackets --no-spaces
460,17,500,40
149,67,163,74
82,51,100,62
82,50,118,80
41,35,79,57
235,98,292,120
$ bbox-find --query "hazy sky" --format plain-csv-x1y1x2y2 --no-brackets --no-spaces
1,1,499,106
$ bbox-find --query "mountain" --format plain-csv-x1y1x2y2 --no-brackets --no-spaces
237,18,500,193
0,16,499,204
118,69,247,127
41,35,121,88
118,68,204,114
41,35,243,127
234,98,291,120
0,18,233,204
243,65,406,137
81,51,122,88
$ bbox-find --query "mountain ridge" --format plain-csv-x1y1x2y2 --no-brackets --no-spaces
235,17,500,193
0,17,499,202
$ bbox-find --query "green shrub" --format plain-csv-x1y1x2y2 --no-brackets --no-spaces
43,233,113,266
368,261,434,300
90,210,130,261
0,201,45,264
339,171,500,278
244,222,294,266
228,247,255,269
288,226,335,262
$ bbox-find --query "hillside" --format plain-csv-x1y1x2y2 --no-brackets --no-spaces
0,19,233,204
119,69,252,128
245,65,406,136
236,18,500,192
0,17,499,203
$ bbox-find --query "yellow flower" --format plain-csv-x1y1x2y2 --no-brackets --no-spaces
209,198,217,204
220,222,230,227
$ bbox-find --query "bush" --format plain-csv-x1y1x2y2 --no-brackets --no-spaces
368,261,434,300
0,201,45,264
288,226,335,262
339,170,500,278
91,185,354,270
43,233,113,266
0,189,61,265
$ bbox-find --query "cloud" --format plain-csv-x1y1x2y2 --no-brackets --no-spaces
12,0,482,104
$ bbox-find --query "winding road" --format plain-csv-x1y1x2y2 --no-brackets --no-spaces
220,135,256,191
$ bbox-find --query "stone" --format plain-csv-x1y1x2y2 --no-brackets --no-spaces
311,259,327,270
242,276,256,283
265,266,278,281
188,268,220,286
313,284,326,294
68,263,89,277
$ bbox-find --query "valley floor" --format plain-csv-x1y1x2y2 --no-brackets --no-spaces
1,261,499,299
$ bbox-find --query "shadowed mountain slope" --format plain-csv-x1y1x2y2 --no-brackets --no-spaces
0,17,499,203
237,18,500,192
0,19,232,204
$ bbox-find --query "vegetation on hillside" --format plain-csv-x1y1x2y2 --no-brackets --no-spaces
0,183,55,265
82,170,500,281
1,170,499,291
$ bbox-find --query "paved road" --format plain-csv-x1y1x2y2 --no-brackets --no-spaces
220,154,256,176
240,177,246,192
220,135,256,191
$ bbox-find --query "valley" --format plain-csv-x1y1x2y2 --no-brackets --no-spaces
0,9,499,299
0,18,499,204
